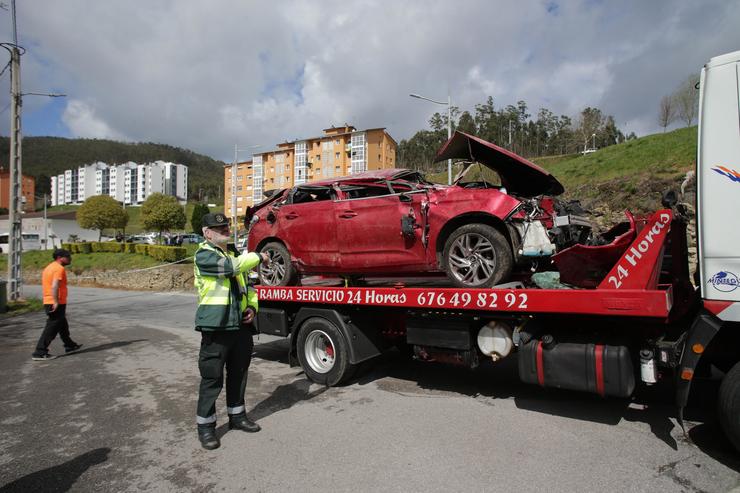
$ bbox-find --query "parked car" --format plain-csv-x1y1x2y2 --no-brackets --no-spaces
127,234,152,244
246,131,592,288
179,233,203,245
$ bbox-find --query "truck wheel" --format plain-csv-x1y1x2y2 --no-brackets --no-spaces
718,361,740,451
258,241,298,286
443,224,513,288
297,317,356,386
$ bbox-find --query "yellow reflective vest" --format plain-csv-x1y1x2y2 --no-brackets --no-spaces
193,241,260,331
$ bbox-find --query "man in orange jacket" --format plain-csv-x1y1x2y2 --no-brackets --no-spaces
32,249,82,361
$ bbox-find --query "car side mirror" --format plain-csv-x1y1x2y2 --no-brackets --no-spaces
399,193,412,203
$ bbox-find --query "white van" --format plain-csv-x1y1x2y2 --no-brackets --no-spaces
0,232,43,253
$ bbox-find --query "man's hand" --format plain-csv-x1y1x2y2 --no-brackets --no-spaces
260,252,270,265
50,302,59,312
242,307,256,325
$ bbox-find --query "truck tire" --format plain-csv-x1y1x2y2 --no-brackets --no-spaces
258,241,298,286
443,224,513,288
718,361,740,451
297,317,356,386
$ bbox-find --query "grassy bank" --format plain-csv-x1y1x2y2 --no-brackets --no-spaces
2,297,44,317
425,127,696,213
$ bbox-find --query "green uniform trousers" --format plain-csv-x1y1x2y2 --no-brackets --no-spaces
196,329,254,423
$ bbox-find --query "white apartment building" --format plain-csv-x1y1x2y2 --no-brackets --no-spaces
51,161,188,206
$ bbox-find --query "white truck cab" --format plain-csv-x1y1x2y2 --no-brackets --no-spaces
697,50,740,306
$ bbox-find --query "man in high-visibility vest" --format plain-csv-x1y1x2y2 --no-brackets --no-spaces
194,213,270,450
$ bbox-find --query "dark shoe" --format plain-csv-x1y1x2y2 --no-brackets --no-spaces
32,353,57,361
228,413,261,433
197,424,220,450
65,344,83,354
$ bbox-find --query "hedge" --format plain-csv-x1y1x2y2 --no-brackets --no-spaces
62,242,187,262
147,245,187,262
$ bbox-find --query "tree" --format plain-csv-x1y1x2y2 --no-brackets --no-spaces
77,195,129,240
456,111,476,135
141,193,186,241
658,95,677,131
190,203,210,233
673,74,700,127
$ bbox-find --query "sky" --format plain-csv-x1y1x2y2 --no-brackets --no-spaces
0,0,738,163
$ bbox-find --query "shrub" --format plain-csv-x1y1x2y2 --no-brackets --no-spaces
90,242,124,253
59,242,184,262
147,245,187,262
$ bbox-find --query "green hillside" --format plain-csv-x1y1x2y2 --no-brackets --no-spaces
428,127,697,214
0,136,226,202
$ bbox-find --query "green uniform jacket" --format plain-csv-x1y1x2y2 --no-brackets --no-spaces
193,241,261,331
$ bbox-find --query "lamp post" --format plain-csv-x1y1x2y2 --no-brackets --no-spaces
231,144,260,246
592,133,596,150
410,92,452,185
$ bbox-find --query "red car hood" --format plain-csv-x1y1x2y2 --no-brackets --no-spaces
435,131,565,197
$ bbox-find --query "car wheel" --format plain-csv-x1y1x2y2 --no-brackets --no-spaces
297,317,356,386
442,223,512,288
258,241,298,286
718,361,740,452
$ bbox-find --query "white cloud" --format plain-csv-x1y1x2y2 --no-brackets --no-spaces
0,0,737,160
62,100,128,141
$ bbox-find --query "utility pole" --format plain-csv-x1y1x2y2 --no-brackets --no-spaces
6,0,22,300
508,120,512,148
43,193,48,249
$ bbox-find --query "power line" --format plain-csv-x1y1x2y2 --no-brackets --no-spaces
0,60,10,79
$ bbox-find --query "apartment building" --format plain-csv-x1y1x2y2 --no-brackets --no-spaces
51,161,188,206
0,170,35,212
225,124,397,219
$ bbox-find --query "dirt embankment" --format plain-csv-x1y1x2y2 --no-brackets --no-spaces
572,171,698,275
23,264,196,292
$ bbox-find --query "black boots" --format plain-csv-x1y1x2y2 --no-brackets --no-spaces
228,413,261,433
198,414,260,450
197,424,220,450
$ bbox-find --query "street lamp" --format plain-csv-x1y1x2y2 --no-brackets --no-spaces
231,144,260,246
592,133,596,150
410,92,452,185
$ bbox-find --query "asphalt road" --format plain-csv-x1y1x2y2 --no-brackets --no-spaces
1,285,738,492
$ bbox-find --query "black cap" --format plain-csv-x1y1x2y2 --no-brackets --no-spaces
202,213,229,228
53,248,71,259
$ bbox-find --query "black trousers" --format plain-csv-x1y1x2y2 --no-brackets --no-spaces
196,329,253,422
33,304,75,356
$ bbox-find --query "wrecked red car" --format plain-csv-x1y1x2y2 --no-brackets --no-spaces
246,131,593,288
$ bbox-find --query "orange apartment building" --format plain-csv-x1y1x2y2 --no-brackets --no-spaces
0,170,36,212
225,124,397,220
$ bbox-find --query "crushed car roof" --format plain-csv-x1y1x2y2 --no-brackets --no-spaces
434,131,565,197
306,168,420,187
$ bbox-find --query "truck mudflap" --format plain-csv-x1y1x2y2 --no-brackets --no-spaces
675,310,723,428
518,337,635,398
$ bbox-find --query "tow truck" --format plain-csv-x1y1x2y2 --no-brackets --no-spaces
253,51,740,450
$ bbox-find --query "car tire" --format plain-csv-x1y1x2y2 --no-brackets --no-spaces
442,223,513,288
258,241,298,286
297,317,356,386
718,361,740,452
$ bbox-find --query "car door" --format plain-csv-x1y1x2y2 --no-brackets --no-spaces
273,186,339,269
335,182,428,272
